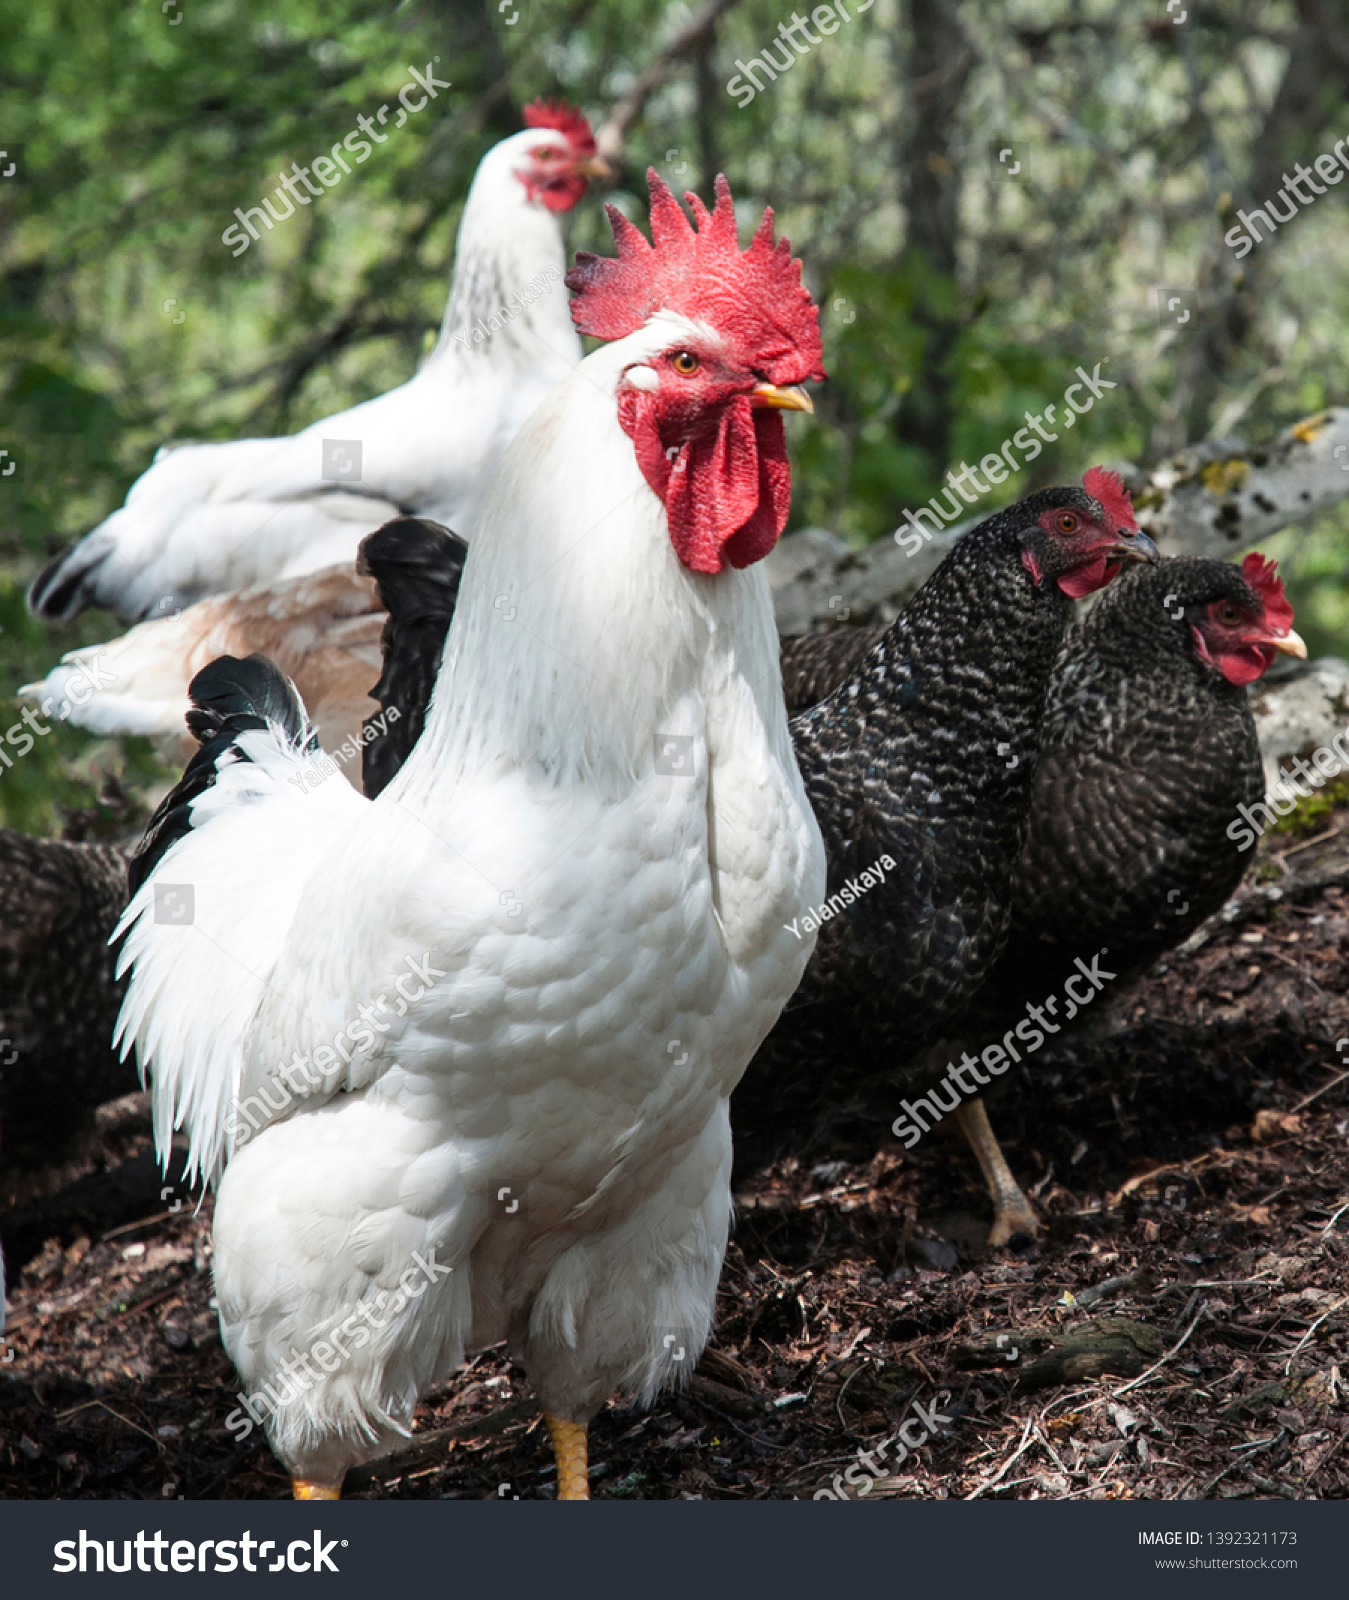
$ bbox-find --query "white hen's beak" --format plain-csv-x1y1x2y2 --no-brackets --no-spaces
751,382,814,414
575,155,614,181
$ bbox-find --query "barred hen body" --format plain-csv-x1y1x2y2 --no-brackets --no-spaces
0,833,130,1167
733,480,1157,1165
920,555,1301,1242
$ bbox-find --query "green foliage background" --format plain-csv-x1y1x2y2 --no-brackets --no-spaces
3,0,1349,832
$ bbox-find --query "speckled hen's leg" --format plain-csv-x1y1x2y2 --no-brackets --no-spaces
544,1413,590,1500
954,1098,1039,1246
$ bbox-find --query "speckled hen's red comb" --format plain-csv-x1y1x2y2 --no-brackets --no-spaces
1082,467,1138,532
1242,552,1296,634
566,170,826,385
522,98,596,157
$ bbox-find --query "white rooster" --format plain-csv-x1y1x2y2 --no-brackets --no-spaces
28,101,604,625
113,171,828,1500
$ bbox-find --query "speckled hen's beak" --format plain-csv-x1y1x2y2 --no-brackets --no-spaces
1270,627,1308,659
752,382,814,414
1109,530,1160,565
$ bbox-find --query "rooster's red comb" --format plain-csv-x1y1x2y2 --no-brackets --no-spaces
1082,467,1138,533
1242,552,1296,634
522,98,596,158
566,170,826,385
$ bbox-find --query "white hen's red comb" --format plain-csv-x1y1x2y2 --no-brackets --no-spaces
522,98,596,158
1082,467,1138,533
1241,552,1296,634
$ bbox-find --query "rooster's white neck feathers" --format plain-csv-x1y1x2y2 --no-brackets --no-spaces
392,313,791,804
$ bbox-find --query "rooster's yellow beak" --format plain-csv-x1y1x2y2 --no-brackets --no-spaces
752,382,814,414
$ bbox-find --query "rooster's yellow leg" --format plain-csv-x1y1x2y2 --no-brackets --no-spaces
954,1098,1040,1246
544,1413,590,1500
293,1479,343,1499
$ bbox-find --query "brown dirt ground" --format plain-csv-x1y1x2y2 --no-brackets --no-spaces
2,823,1347,1501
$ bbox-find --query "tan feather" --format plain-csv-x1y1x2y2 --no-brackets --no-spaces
25,565,384,786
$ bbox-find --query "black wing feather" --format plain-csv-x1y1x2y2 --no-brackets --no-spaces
357,517,467,797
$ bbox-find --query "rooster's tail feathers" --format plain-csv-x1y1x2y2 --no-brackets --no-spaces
183,650,314,749
115,653,363,1185
358,516,467,619
128,654,318,898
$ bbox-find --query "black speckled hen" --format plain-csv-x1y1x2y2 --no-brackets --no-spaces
732,471,1158,1177
937,552,1305,1241
0,831,131,1168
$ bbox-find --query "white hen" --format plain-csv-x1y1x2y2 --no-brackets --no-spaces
113,172,828,1500
28,101,602,625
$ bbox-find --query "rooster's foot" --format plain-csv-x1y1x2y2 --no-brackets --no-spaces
544,1412,590,1500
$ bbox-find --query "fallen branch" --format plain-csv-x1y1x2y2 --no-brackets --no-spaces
1292,1071,1349,1113
964,1412,1037,1500
343,1397,539,1492
1104,1299,1210,1401
768,408,1349,634
687,1371,772,1419
1282,1293,1349,1376
956,1317,1163,1391
1069,1270,1150,1311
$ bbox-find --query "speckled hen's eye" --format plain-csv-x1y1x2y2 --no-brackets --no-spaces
1056,512,1079,533
671,351,700,375
1219,604,1242,625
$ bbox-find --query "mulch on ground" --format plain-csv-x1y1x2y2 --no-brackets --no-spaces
2,826,1346,1500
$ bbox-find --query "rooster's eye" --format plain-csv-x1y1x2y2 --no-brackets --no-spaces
530,146,556,161
1056,513,1079,533
671,351,700,376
